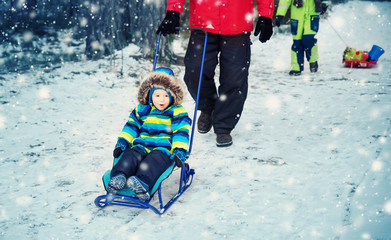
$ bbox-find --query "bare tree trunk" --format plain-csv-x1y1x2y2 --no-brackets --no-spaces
85,0,131,59
84,0,176,61
128,0,164,57
127,0,188,63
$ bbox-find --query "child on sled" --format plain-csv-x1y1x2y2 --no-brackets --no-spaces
107,68,191,201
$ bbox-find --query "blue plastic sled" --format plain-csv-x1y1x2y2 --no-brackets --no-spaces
94,27,207,215
94,156,195,215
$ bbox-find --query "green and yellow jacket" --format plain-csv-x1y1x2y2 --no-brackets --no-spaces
276,0,329,39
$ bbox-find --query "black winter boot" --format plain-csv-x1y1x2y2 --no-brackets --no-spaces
197,111,212,134
216,133,233,147
310,61,318,73
289,70,301,76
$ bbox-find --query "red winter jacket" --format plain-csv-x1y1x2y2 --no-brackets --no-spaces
167,0,274,35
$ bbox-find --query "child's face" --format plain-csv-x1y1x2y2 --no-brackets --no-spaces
151,89,170,111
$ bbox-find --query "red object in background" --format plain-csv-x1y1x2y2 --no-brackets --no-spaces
362,51,369,60
343,60,377,68
342,45,384,68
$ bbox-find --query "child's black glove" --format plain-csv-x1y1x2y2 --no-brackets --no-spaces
170,148,187,167
113,140,127,158
275,16,284,27
254,16,273,43
156,11,180,36
320,3,328,15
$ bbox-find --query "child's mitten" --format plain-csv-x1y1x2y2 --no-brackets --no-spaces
170,148,187,167
113,139,128,158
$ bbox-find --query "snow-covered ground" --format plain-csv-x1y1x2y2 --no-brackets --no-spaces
1,1,390,239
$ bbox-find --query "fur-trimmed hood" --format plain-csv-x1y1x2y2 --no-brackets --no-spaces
137,72,185,106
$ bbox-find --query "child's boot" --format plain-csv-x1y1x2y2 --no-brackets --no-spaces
127,176,150,201
289,70,301,76
107,173,126,194
310,61,318,73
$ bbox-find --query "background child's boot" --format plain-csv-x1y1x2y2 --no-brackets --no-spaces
310,62,318,73
289,70,301,76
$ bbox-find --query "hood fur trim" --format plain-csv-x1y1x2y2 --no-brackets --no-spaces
137,72,185,106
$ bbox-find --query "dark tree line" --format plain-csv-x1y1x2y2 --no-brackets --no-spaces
84,0,171,59
0,0,351,66
1,0,171,61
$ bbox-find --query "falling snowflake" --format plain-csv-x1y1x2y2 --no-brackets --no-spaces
78,213,92,224
384,201,391,215
139,162,149,171
245,122,253,131
378,136,387,144
365,3,378,15
371,160,383,171
331,127,342,137
245,13,252,23
331,15,345,30
219,94,227,102
361,233,371,240
265,95,281,111
38,86,51,100
0,208,8,220
272,57,286,71
15,196,34,206
0,115,5,129
38,174,45,183
370,108,380,119
17,75,27,84
23,31,33,42
80,17,88,27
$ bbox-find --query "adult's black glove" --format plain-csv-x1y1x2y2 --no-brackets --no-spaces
254,16,273,43
275,16,284,27
320,3,328,15
156,11,180,36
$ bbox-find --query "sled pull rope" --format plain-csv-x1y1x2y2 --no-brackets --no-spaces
153,27,207,157
177,27,207,156
325,18,349,47
152,34,161,71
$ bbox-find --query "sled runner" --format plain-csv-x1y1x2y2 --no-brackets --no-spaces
94,27,208,215
342,45,384,68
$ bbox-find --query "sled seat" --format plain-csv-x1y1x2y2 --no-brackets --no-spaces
94,154,195,215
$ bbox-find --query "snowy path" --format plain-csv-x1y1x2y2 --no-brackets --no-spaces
1,1,391,239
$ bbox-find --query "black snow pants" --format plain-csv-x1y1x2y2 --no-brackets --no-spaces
110,147,173,189
184,31,251,134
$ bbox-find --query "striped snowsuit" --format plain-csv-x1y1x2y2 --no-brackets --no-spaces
110,71,191,188
118,103,191,157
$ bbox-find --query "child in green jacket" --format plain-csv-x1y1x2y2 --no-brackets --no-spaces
275,0,329,76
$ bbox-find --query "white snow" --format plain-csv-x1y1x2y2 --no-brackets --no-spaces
1,1,390,239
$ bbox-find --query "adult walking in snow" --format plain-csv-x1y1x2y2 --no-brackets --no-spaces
156,0,274,147
275,0,328,76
